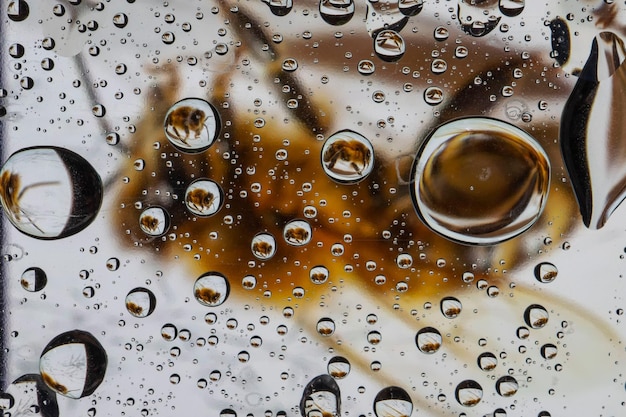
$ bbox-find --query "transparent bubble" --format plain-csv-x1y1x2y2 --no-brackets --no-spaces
477,352,497,371
20,266,47,292
416,327,442,354
193,272,230,307
283,219,312,246
524,304,549,329
455,380,483,406
534,262,558,283
374,30,405,62
440,297,462,318
316,317,336,336
0,147,102,239
125,287,157,318
300,375,341,417
322,130,374,183
373,386,413,417
139,207,170,237
495,376,519,397
251,233,276,260
310,265,329,284
319,0,355,26
328,356,350,379
185,179,223,217
411,117,550,245
39,330,107,398
164,98,220,153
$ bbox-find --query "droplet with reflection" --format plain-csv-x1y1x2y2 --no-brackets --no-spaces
283,219,312,246
495,376,519,397
534,262,558,283
373,386,413,417
524,304,549,329
164,98,220,153
139,207,169,237
193,272,230,307
319,0,354,25
416,327,442,354
125,287,157,318
322,130,374,184
455,380,483,406
262,0,293,16
20,267,47,292
457,0,501,37
185,179,223,217
251,233,276,260
328,356,350,379
374,30,405,62
300,375,341,417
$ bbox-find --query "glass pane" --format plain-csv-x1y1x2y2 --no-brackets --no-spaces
1,1,625,416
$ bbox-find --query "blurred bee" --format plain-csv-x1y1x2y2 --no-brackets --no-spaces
284,227,310,244
186,188,216,213
139,215,161,234
252,241,274,258
323,140,372,175
165,106,209,146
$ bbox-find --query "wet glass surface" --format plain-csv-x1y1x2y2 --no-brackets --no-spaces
1,0,626,416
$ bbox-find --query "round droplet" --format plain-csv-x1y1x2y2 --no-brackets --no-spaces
358,59,375,75
396,253,413,269
455,380,483,407
92,104,106,118
431,59,448,74
541,343,557,359
477,352,497,371
434,26,449,40
161,31,175,44
319,0,354,25
161,323,177,341
373,386,413,417
7,0,29,22
310,265,329,284
321,130,374,184
424,86,444,105
106,257,120,271
455,45,469,58
283,219,312,246
139,207,169,237
105,132,120,145
398,0,423,16
112,13,128,28
524,304,549,329
251,233,276,260
125,287,156,318
9,43,25,58
328,356,350,379
457,1,501,37
300,375,341,417
499,0,524,17
534,262,557,283
20,76,33,89
495,376,518,397
316,317,336,336
39,330,107,398
20,267,47,292
374,30,405,62
411,117,550,245
185,179,223,217
242,275,256,289
416,327,442,354
0,147,103,239
440,297,462,319
193,272,230,307
164,98,220,153
282,58,298,72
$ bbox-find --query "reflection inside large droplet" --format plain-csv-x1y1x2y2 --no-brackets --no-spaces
411,117,550,245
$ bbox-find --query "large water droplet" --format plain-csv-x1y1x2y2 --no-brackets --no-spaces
139,207,169,237
316,317,336,336
541,343,558,359
7,0,29,22
328,356,350,379
477,352,498,371
440,297,462,319
495,376,519,397
283,219,312,246
300,375,341,417
185,179,223,217
112,12,129,28
251,233,276,260
416,327,442,354
457,0,501,37
322,130,374,184
411,117,550,245
262,0,293,16
21,266,47,292
310,265,329,284
373,386,413,417
455,380,483,406
319,0,354,25
374,30,405,62
125,288,156,318
39,330,107,399
0,147,103,239
193,272,230,307
524,304,549,329
161,323,178,341
534,262,558,283
164,98,220,153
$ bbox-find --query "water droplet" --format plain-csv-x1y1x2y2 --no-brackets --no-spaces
139,207,169,237
20,267,47,292
541,343,558,359
161,32,175,44
52,4,65,16
282,58,298,72
251,233,276,260
516,326,530,339
3,374,59,416
396,253,413,269
115,63,127,75
374,30,405,62
477,352,497,371
185,179,223,216
105,132,120,146
358,60,376,75
372,90,386,103
499,0,524,17
125,288,156,318
164,98,221,153
283,219,312,246
92,104,106,118
398,0,423,16
440,297,462,318
113,12,128,28
434,26,449,41
495,376,519,397
161,323,178,341
39,330,107,398
322,130,374,184
0,147,103,239
300,375,341,417
7,0,29,22
242,275,256,289
262,0,293,16
316,317,336,336
416,327,442,354
373,386,413,417
534,262,558,283
328,356,350,379
20,76,33,89
455,380,483,407
9,43,24,58
431,59,448,74
310,265,329,284
457,0,501,37
411,117,550,245
424,86,444,105
319,0,355,26
524,304,549,329
193,272,230,307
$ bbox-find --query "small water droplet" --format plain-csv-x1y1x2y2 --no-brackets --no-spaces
193,272,230,307
282,58,298,72
251,233,276,260
164,98,221,153
7,0,29,22
396,253,413,269
495,376,519,397
319,0,355,25
113,13,128,28
434,26,449,41
440,297,462,318
262,0,293,16
457,0,501,37
524,304,549,329
139,207,169,237
424,86,444,105
161,32,175,44
534,262,558,283
283,219,312,246
499,0,524,17
477,352,497,371
161,323,178,341
125,288,156,318
20,267,47,292
310,265,329,284
185,179,223,217
416,327,442,354
455,380,483,407
328,356,350,379
358,59,376,75
322,130,374,184
316,317,336,336
398,0,423,16
541,343,558,359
